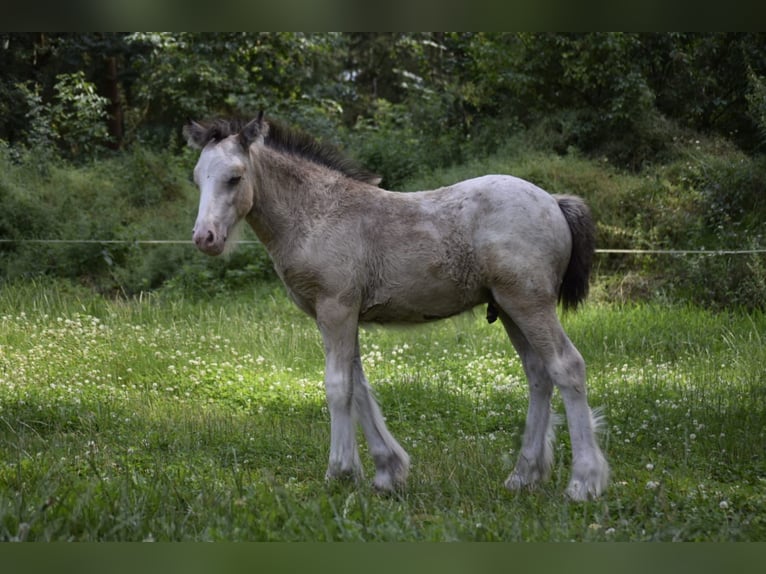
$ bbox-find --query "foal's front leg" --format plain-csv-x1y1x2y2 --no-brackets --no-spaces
317,299,362,481
352,345,410,491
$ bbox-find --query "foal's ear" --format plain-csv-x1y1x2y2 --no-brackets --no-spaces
239,112,268,150
183,119,208,149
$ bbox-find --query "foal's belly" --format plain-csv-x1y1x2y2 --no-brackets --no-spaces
360,301,474,324
359,282,488,324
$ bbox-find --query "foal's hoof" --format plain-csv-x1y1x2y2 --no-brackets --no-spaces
372,471,405,493
565,473,609,501
372,452,410,493
504,462,550,492
325,465,363,485
504,472,537,492
565,456,610,501
565,480,597,501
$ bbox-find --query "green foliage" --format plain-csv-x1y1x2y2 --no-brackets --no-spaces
125,33,344,146
746,69,766,147
13,82,55,155
49,71,111,158
646,33,766,152
519,34,653,134
346,100,430,188
0,143,275,295
14,72,111,160
669,246,766,310
7,52,109,159
2,32,765,161
159,244,275,299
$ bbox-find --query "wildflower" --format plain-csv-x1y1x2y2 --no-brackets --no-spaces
646,480,660,490
646,463,654,471
719,500,729,510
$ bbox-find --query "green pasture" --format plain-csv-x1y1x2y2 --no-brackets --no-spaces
0,280,764,541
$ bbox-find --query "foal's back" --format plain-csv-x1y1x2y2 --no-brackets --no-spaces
352,175,572,324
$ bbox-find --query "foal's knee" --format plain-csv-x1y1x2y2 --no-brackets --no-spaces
324,377,352,410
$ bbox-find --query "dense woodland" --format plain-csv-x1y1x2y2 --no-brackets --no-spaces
1,33,765,307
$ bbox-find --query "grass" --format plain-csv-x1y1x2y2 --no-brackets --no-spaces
0,279,764,541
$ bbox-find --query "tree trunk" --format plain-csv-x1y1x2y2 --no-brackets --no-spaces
104,56,123,149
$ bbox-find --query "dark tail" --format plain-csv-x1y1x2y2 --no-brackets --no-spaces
556,195,596,311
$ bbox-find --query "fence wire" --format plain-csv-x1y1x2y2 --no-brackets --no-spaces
1,238,765,256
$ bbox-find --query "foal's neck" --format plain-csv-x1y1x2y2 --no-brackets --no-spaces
246,147,344,248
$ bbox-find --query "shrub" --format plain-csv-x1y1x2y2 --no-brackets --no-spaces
668,245,766,310
15,72,111,161
747,70,766,147
345,100,428,188
0,143,276,295
159,245,275,299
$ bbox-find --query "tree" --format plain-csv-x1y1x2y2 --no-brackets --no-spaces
0,33,134,154
125,33,345,145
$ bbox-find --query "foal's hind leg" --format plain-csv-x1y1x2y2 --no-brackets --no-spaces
497,312,557,491
352,341,410,491
494,294,609,500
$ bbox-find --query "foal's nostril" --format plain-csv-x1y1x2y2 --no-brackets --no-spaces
193,226,224,254
193,228,214,248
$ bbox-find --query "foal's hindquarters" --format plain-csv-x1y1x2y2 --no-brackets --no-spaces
482,191,609,500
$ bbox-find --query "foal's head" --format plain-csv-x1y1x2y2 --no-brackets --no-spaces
185,113,382,256
184,115,266,256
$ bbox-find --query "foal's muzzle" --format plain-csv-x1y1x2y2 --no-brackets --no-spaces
192,225,226,256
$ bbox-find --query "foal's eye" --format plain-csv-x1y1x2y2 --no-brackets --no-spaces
227,176,242,187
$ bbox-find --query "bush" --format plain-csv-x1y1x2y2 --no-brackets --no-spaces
668,245,766,310
747,70,766,147
345,100,428,188
15,72,111,161
0,143,276,295
159,244,275,299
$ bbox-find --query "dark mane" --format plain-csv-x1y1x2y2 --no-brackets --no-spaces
186,116,381,185
187,118,250,145
265,119,381,185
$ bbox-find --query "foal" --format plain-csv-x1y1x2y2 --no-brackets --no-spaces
185,114,609,500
